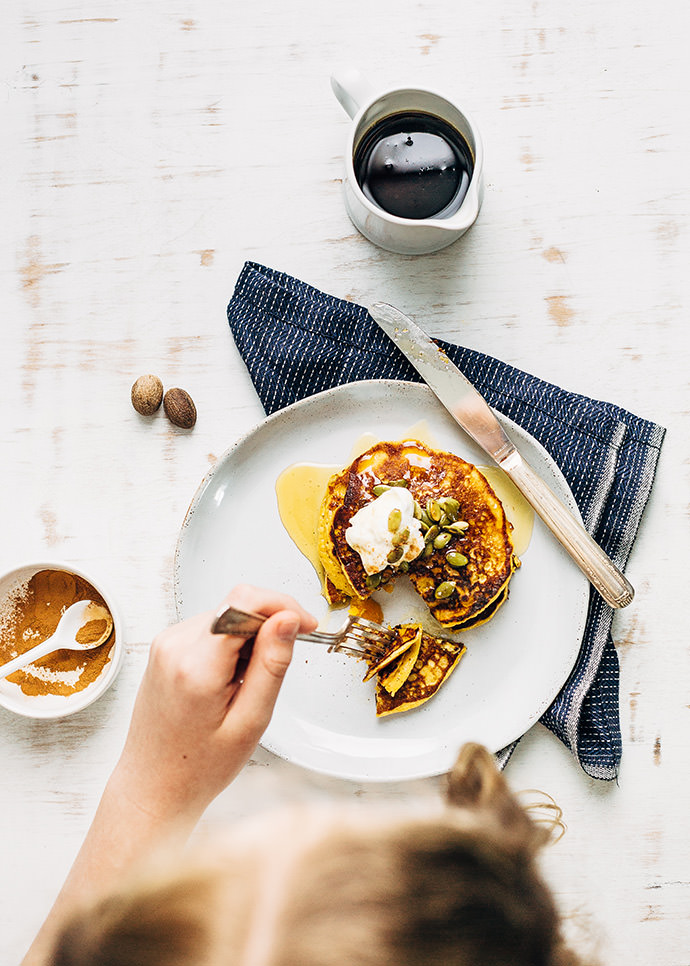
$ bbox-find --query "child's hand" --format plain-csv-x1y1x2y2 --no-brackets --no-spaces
110,585,317,823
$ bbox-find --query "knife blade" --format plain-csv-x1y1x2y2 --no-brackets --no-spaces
368,301,634,609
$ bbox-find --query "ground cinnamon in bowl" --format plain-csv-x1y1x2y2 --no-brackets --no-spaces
0,569,115,698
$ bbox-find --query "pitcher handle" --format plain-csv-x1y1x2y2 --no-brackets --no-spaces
330,69,374,119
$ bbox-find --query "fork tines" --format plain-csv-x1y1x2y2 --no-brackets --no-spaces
346,618,394,657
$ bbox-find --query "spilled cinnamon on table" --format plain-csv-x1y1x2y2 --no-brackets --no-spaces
0,569,115,697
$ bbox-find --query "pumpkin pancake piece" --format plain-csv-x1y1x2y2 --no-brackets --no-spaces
324,576,350,607
373,624,467,717
378,628,422,696
362,622,421,682
318,439,516,628
318,468,370,602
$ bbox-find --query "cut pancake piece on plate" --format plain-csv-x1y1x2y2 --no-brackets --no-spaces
366,622,466,717
362,622,421,682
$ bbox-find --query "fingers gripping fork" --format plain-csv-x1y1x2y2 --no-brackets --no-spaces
211,606,394,659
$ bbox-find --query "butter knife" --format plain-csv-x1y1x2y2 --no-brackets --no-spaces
368,301,634,609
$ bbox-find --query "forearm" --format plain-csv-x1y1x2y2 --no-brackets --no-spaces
22,768,200,966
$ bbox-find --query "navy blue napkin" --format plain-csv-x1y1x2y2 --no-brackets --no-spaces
227,261,665,780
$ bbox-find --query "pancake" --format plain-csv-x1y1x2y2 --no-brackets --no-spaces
318,439,516,629
362,622,421,683
367,623,466,717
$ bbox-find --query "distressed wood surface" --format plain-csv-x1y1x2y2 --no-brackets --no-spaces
1,0,688,962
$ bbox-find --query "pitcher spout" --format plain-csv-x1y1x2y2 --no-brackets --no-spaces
432,176,484,231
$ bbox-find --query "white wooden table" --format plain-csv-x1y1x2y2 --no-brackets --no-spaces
1,1,688,962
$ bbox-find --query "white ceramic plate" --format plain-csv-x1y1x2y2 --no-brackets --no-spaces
175,380,589,782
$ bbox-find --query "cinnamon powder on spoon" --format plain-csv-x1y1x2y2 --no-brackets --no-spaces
0,570,115,697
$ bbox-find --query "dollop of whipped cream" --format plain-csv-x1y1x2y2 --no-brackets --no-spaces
345,487,425,576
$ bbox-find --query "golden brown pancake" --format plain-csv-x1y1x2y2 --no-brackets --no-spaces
367,623,466,717
318,439,516,629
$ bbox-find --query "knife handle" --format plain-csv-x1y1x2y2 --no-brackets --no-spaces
501,454,634,608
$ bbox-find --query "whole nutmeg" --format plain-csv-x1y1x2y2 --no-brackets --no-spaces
163,387,197,429
131,374,164,416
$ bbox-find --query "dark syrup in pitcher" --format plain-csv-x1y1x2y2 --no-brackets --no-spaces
354,111,474,220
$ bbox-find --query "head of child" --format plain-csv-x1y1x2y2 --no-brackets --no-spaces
49,744,583,966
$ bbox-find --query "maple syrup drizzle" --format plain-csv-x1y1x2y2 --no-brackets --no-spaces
476,466,534,557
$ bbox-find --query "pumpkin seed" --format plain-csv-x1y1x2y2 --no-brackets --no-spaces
423,543,434,558
438,512,449,527
393,527,410,547
373,484,391,497
446,551,469,568
445,521,469,534
425,524,440,544
427,499,442,522
365,573,382,589
390,479,409,488
387,546,404,565
387,508,402,532
433,531,452,550
398,561,409,573
434,580,457,600
413,501,423,520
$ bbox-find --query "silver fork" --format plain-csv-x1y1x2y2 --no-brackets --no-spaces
211,605,394,659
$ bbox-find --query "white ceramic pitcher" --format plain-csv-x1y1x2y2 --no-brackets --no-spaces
331,69,484,255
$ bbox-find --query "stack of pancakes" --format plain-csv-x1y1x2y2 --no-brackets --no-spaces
318,439,517,630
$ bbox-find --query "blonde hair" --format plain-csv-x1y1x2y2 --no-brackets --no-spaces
50,745,588,966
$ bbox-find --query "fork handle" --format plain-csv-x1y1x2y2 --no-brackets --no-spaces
211,605,335,645
210,607,270,684
211,605,339,646
211,606,266,638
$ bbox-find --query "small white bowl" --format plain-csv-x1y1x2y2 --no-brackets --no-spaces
0,560,124,719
